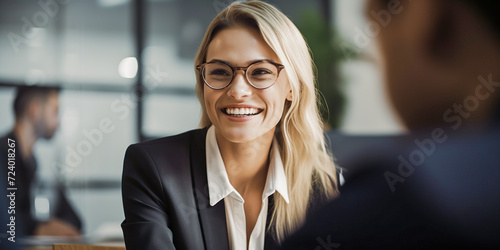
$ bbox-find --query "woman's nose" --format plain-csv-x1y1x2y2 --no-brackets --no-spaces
226,71,252,99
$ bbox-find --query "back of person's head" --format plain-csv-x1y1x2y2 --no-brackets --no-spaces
194,0,338,242
367,0,500,130
463,0,500,36
14,85,60,120
377,0,500,32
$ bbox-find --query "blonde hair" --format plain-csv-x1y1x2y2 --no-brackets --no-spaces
194,0,338,243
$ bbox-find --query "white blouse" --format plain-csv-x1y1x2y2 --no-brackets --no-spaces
206,126,289,250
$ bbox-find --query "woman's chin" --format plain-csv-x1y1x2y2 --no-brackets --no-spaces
216,126,276,145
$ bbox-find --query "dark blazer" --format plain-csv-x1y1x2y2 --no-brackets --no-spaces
122,128,328,250
278,129,500,249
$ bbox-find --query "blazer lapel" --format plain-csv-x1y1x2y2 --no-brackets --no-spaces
264,195,279,249
190,128,230,250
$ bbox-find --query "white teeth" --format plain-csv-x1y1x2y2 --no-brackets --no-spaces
225,107,260,115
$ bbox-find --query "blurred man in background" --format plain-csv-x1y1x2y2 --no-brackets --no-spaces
0,86,82,239
279,0,500,248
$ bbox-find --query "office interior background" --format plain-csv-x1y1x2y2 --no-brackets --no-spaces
0,0,403,240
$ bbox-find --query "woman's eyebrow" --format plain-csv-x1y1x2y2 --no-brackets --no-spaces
206,59,231,64
206,58,278,66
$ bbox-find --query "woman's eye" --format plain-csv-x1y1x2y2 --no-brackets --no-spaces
209,69,231,76
251,68,272,75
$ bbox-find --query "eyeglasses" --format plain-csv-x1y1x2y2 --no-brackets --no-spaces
196,59,285,90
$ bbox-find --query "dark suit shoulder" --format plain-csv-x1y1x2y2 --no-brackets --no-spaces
130,128,207,148
125,128,207,160
123,128,209,194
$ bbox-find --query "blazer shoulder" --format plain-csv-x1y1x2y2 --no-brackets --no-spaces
123,127,209,180
126,127,208,154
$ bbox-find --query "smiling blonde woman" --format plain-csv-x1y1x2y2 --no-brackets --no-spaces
121,1,338,249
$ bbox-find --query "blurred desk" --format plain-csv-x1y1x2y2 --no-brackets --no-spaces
18,221,124,250
20,236,124,250
53,244,126,250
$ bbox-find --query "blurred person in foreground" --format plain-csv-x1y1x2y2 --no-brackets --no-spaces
0,86,82,239
279,0,500,249
121,1,339,249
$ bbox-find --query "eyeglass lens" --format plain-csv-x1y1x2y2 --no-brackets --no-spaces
202,61,279,89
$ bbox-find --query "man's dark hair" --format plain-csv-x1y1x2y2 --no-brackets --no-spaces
13,85,61,119
380,1,500,36
463,0,500,36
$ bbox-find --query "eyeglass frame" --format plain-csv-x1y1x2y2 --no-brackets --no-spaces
196,59,285,90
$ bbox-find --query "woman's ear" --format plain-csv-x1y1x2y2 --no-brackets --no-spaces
286,89,292,101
